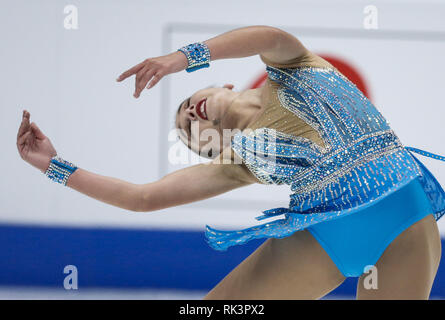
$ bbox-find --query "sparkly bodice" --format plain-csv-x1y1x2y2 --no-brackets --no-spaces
233,65,407,188
205,53,445,251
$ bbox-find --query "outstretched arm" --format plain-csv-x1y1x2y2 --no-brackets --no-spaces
17,110,253,213
117,25,308,98
66,161,252,213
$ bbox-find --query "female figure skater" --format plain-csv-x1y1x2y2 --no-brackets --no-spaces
17,25,445,299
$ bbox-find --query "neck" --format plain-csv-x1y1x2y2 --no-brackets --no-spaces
221,87,264,132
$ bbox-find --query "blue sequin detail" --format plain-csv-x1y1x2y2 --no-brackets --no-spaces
178,42,211,73
205,65,445,251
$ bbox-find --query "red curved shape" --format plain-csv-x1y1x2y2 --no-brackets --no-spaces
249,72,268,89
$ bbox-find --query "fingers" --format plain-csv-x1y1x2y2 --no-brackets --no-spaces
30,122,46,140
117,58,165,98
17,110,30,139
146,72,163,90
116,61,145,82
17,130,32,147
134,69,164,98
134,66,155,98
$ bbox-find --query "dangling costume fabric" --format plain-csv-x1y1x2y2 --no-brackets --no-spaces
205,51,445,277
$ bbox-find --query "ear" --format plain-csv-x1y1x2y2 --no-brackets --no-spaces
223,83,234,90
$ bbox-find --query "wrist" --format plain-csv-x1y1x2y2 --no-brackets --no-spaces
169,51,189,73
44,155,78,186
177,42,211,73
40,154,55,174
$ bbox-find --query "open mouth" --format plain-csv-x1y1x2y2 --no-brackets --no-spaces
195,98,208,120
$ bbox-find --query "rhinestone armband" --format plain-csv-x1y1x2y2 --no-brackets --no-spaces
44,155,78,186
177,42,211,73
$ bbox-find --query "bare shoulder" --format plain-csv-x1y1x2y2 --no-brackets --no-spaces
305,50,335,69
260,46,334,70
213,147,261,185
259,29,308,66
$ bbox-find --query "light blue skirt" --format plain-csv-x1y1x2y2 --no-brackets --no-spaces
307,177,433,277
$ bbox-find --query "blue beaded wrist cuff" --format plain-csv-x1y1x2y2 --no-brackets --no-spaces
177,42,211,73
44,155,78,186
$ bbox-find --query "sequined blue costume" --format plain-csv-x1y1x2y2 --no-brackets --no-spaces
205,65,445,276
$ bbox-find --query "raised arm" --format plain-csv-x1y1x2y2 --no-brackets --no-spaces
117,25,308,98
16,110,253,212
203,25,308,65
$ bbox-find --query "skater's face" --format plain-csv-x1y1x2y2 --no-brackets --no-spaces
175,85,235,158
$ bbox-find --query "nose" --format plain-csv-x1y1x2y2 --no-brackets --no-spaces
185,103,197,120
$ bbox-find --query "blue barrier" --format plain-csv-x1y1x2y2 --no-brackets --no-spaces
0,224,443,297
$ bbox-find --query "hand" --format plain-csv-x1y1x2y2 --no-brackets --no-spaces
17,110,57,173
117,51,188,98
